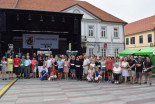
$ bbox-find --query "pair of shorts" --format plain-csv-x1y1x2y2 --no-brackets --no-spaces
95,75,102,80
144,71,152,78
70,69,76,74
107,70,112,73
58,68,63,73
130,71,135,77
83,67,88,75
136,72,142,78
101,68,106,71
0,67,2,71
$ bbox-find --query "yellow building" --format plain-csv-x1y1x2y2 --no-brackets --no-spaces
125,15,155,49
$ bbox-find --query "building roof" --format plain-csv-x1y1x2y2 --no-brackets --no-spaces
125,15,155,35
0,0,127,23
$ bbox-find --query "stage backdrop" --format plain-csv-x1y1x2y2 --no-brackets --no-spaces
23,34,59,49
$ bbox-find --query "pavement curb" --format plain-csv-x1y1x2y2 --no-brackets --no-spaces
0,78,18,98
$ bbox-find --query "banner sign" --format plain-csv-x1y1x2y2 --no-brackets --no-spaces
23,34,59,49
37,51,52,55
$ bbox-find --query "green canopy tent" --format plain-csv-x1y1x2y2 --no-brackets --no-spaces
119,49,140,57
135,47,155,73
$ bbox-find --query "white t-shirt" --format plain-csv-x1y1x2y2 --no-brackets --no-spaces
113,67,121,73
40,67,48,73
83,59,90,68
47,59,52,68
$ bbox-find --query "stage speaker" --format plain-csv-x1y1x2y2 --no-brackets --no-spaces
0,13,6,32
82,46,87,53
74,18,78,34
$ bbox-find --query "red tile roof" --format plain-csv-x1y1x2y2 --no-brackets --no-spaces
125,15,155,35
0,0,127,23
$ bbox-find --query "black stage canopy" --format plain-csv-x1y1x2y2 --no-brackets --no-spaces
0,8,83,56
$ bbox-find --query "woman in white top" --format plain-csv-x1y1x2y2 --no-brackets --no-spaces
87,66,95,81
121,57,129,84
113,63,122,84
100,57,106,80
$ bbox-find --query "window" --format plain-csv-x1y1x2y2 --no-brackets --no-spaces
101,49,106,57
88,25,94,36
130,37,135,44
148,34,152,42
114,48,119,57
101,26,106,38
126,38,129,45
89,48,93,56
139,36,143,44
114,27,119,38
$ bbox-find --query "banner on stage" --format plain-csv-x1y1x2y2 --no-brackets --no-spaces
23,34,59,49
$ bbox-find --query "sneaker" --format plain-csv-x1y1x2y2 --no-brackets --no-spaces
144,82,147,84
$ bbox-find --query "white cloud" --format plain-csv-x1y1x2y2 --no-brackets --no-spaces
80,0,155,23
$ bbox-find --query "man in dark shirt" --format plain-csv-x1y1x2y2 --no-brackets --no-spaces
144,57,153,86
135,57,143,85
128,56,136,84
70,56,76,79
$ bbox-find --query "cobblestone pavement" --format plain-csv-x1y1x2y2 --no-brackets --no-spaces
0,77,155,104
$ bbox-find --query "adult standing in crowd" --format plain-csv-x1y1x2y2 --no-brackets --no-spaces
14,55,21,78
106,57,113,81
75,56,83,80
31,57,37,78
144,57,153,86
136,57,143,85
1,56,7,80
101,58,106,81
38,56,44,78
63,57,70,80
24,56,31,79
57,57,64,80
70,56,76,79
128,56,136,84
20,56,26,78
46,56,53,76
83,55,90,79
121,57,129,84
7,55,14,79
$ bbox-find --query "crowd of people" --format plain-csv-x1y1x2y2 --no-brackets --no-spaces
0,53,154,85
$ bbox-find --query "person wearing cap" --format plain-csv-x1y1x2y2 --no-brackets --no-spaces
95,66,102,83
14,55,21,78
1,56,7,80
7,55,14,79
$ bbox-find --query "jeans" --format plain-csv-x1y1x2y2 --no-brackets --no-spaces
21,68,25,77
25,66,30,78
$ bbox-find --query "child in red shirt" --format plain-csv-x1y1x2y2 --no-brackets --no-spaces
49,66,57,81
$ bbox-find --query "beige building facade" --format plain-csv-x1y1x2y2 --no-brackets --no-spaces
125,30,155,49
125,15,155,50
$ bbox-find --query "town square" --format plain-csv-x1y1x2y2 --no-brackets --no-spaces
0,0,155,104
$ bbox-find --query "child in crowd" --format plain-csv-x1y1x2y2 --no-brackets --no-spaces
49,66,57,81
87,66,95,81
95,66,102,83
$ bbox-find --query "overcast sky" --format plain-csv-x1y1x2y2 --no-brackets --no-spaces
80,0,155,23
